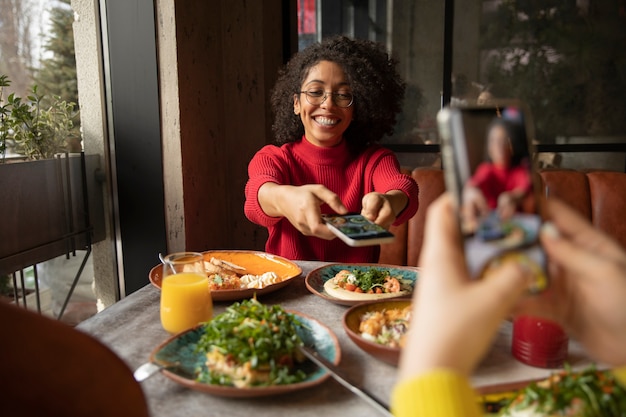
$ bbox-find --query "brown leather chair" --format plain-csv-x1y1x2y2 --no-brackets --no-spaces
587,171,626,248
0,301,149,417
538,169,626,249
537,169,592,218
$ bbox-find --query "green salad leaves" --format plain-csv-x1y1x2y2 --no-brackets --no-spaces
195,299,307,387
352,268,390,292
501,364,626,416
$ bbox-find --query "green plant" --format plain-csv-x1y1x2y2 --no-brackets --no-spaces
0,74,79,161
0,274,12,298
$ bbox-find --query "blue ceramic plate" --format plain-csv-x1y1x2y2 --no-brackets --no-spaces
149,311,341,397
305,263,419,306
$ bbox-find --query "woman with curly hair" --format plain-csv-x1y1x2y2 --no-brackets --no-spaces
244,35,419,262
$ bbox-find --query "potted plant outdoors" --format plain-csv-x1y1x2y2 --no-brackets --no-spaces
0,74,80,161
0,74,90,289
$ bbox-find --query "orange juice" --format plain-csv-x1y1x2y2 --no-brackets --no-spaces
160,273,213,334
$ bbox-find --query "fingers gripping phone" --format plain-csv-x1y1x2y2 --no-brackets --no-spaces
323,213,395,247
437,101,548,293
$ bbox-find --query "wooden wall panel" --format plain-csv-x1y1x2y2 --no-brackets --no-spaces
169,1,291,252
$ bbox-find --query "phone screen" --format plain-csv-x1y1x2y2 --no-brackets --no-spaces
438,102,548,292
323,214,394,246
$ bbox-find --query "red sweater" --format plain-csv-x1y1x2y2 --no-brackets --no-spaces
244,137,419,262
468,161,532,209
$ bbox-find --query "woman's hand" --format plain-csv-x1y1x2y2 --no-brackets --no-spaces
257,183,348,239
461,185,489,234
361,190,407,229
398,193,532,381
517,199,626,366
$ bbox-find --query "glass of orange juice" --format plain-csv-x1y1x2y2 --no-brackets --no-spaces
160,252,213,334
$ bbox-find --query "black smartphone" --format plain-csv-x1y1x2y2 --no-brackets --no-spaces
323,213,395,247
437,101,548,293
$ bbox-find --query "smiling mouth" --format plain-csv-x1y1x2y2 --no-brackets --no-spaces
314,116,340,126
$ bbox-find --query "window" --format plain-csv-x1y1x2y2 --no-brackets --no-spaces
297,0,626,171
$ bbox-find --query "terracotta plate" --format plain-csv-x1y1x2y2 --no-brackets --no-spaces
149,311,341,397
342,299,411,366
305,263,418,307
149,250,302,301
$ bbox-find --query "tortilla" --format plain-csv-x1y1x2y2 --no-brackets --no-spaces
323,278,409,301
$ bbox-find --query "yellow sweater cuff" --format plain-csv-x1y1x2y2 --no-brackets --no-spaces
614,366,626,386
391,369,482,417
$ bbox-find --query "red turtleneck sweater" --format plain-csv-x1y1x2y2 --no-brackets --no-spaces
244,137,419,262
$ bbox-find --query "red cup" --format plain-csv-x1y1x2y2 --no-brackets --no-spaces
511,316,568,368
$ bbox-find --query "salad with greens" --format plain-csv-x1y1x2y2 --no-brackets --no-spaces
497,364,626,416
195,299,308,388
332,268,412,294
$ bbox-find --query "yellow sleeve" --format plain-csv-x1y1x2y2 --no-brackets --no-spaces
391,369,482,417
613,366,626,386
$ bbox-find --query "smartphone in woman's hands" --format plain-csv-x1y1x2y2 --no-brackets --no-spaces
323,213,395,247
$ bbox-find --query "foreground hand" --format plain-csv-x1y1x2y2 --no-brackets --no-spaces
517,198,626,366
398,193,532,381
258,183,347,240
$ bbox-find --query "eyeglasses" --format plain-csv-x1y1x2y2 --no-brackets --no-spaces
299,90,354,108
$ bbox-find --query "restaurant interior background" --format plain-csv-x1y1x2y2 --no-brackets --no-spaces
1,0,625,322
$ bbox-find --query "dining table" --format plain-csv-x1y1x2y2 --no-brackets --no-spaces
77,260,597,417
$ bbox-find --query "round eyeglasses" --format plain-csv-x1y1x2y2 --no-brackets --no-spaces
299,90,354,108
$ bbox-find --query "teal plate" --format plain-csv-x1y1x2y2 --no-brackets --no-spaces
149,311,341,397
305,263,419,306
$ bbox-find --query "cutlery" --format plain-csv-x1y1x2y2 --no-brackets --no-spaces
133,359,180,382
158,253,177,275
134,361,164,382
297,345,395,417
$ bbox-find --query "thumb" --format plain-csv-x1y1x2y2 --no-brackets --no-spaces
314,187,348,214
540,222,602,279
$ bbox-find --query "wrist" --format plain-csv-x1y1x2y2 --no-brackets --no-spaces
258,182,284,217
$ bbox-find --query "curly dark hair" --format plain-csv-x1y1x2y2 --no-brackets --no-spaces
270,35,406,153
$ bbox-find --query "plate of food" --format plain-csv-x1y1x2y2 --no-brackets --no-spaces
305,263,417,306
342,299,411,366
149,250,302,301
147,298,341,397
476,213,539,250
478,365,626,416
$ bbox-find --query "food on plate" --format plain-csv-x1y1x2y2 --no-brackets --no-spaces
477,216,527,248
239,272,282,289
204,257,246,275
204,257,283,291
494,365,626,416
195,299,308,388
323,268,413,301
480,251,548,294
207,273,242,290
359,305,411,348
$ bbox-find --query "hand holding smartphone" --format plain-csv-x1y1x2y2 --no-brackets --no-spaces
323,213,395,247
437,101,548,293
